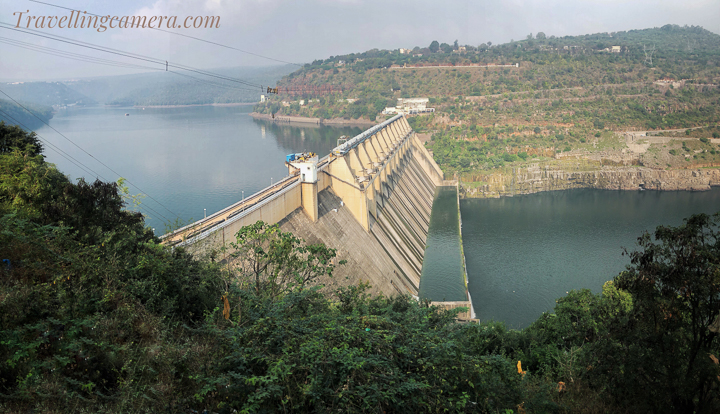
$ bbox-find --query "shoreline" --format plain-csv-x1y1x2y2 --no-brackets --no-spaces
249,112,377,127
103,102,256,109
461,182,720,200
459,163,720,199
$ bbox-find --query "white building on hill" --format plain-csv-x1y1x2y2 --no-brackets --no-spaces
383,97,435,115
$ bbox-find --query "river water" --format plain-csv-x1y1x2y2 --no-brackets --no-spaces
461,188,720,329
36,105,361,233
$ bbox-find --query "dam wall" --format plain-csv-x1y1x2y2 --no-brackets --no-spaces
162,115,444,296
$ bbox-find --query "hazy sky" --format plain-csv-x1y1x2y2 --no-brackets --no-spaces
1,0,719,81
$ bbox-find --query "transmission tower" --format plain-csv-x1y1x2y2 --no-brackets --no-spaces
643,44,655,66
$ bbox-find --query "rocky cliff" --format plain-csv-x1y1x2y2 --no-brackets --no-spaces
463,161,720,198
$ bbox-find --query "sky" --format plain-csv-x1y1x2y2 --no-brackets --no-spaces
1,0,719,81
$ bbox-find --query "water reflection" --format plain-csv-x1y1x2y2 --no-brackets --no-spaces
253,118,362,156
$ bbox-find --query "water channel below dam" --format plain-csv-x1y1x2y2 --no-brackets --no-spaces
418,186,467,302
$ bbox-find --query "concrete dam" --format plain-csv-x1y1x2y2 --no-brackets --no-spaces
163,114,470,311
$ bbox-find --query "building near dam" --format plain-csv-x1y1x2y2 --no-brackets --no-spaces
382,98,435,116
163,114,471,315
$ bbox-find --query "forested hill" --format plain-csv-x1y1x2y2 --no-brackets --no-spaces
255,25,720,180
293,24,720,79
261,24,720,115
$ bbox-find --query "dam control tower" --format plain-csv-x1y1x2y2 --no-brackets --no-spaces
286,152,319,222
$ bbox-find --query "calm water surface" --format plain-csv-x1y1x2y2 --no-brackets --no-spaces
461,188,720,329
418,186,466,302
36,105,362,233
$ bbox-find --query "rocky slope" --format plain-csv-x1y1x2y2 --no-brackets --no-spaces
462,160,720,198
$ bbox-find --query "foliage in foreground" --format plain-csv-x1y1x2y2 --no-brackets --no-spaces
1,124,719,413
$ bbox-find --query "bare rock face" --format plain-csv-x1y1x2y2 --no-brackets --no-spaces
464,162,720,198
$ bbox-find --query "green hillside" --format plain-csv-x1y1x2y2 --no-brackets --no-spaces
255,25,720,184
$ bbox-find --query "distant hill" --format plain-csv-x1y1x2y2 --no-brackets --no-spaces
255,24,720,120
1,65,294,108
291,24,720,76
1,81,96,108
67,65,295,106
0,99,53,131
254,25,720,180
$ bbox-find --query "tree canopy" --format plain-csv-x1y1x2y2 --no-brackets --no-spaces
0,121,43,156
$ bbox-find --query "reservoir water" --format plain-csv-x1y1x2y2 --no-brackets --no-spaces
36,105,361,233
461,188,720,329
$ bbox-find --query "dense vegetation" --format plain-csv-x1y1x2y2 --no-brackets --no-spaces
2,121,719,413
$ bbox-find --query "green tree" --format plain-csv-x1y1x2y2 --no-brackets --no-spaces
429,40,440,53
592,213,720,413
200,286,530,413
0,148,67,219
0,121,43,156
230,221,341,299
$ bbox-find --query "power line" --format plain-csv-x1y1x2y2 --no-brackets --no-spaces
0,34,260,93
0,36,164,72
0,108,172,224
0,87,180,223
29,0,303,67
168,70,259,93
0,23,266,89
0,23,165,66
